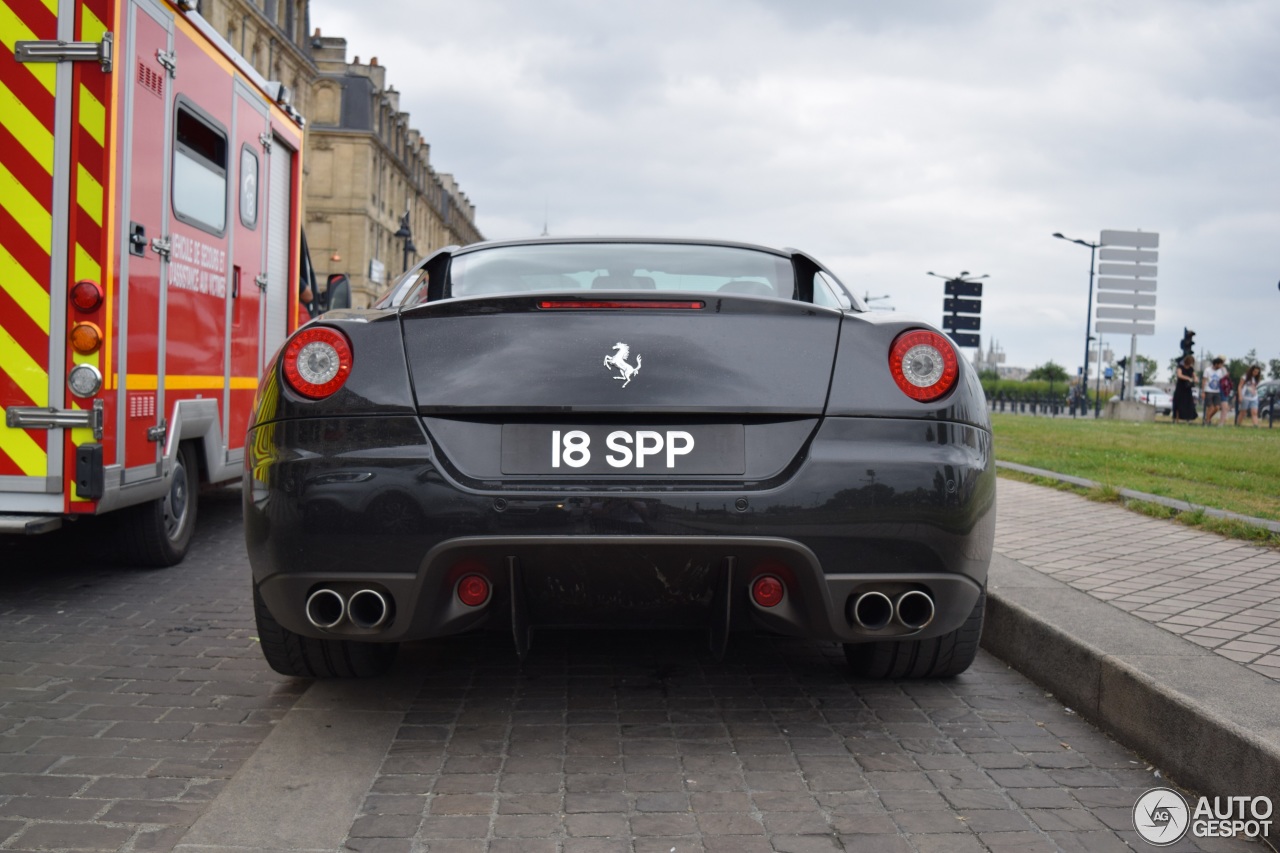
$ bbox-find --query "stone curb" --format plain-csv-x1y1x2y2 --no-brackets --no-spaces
981,553,1280,834
996,460,1280,534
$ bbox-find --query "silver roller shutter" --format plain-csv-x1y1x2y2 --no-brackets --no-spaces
262,138,292,366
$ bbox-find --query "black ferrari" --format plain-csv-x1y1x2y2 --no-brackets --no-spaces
245,238,994,678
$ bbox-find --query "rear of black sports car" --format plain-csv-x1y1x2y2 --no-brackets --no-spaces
244,239,995,679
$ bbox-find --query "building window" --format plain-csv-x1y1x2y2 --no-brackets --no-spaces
172,100,227,235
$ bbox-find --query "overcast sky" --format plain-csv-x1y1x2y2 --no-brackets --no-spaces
310,0,1279,381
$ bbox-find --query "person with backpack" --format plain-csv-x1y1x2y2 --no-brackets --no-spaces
1202,356,1229,426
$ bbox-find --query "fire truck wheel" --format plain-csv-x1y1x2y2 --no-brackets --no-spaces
253,586,399,678
119,442,199,568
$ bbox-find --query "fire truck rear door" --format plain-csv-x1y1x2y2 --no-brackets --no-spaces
117,0,173,485
225,84,269,453
262,133,294,368
1,0,73,511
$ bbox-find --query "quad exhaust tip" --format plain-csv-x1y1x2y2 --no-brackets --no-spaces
305,587,392,631
305,588,346,629
851,591,894,630
348,589,391,629
850,589,936,632
895,590,935,630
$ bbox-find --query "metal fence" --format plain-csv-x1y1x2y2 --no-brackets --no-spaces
986,391,1074,416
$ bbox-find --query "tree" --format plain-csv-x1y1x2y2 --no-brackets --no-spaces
1026,361,1068,382
1133,354,1159,384
1226,349,1261,383
1269,358,1280,381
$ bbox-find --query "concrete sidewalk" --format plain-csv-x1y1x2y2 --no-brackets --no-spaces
982,477,1280,809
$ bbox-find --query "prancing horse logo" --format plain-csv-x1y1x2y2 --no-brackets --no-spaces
603,342,642,388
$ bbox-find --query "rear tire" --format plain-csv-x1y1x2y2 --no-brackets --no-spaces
253,586,398,678
844,589,985,679
117,441,199,567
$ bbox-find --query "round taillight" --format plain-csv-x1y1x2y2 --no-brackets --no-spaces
751,575,785,608
68,363,103,397
456,574,491,607
70,321,102,354
888,329,959,402
70,280,103,312
282,326,352,399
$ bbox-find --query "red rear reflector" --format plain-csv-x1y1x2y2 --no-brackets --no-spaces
456,574,491,607
751,575,785,608
70,280,103,312
537,300,704,310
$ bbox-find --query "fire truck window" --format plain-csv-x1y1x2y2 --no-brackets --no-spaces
173,103,228,234
239,145,259,228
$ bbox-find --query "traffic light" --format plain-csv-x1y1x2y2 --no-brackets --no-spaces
1180,328,1195,358
1117,357,1128,370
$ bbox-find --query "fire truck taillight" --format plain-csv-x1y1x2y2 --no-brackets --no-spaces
68,364,103,397
70,321,102,354
70,280,103,312
282,326,353,399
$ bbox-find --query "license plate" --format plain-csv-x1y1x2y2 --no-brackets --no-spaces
501,424,745,475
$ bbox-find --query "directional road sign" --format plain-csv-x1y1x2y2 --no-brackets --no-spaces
944,280,983,297
1096,320,1155,335
943,314,981,332
1101,229,1159,249
944,297,982,314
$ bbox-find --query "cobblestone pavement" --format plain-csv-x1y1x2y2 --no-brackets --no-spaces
995,478,1280,680
0,486,1267,852
0,489,307,852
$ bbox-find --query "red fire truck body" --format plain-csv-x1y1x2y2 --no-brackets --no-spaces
1,0,307,564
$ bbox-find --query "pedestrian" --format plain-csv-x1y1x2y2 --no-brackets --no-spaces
1201,356,1228,426
1172,355,1197,423
1236,364,1263,427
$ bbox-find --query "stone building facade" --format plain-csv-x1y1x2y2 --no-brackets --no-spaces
305,35,482,307
198,0,483,307
198,0,314,121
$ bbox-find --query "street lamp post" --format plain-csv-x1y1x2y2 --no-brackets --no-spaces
394,212,416,275
1095,334,1105,417
1053,232,1103,417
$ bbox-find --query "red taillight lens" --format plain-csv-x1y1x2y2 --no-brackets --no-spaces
888,330,959,402
456,574,491,607
751,575,785,608
70,280,103,312
282,327,353,399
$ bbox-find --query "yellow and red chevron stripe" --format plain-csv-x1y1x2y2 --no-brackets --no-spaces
0,0,57,478
72,0,108,298
66,0,111,505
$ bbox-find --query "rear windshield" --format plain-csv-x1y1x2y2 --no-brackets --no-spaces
447,243,798,301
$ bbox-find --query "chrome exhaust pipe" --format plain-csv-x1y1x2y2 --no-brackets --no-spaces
895,590,935,630
851,591,894,631
348,588,390,630
305,588,346,629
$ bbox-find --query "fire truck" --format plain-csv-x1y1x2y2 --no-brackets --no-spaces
1,0,309,565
